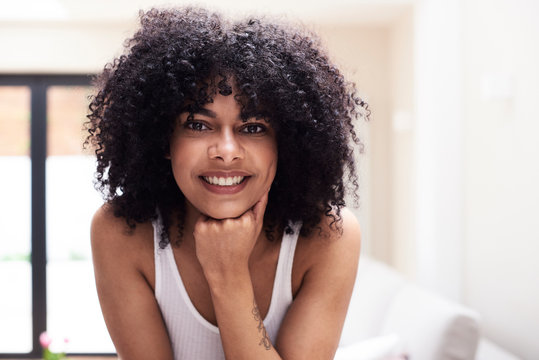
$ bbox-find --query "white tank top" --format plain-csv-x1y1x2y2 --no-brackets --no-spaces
153,217,301,360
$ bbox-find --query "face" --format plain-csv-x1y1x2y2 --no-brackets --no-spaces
168,92,278,220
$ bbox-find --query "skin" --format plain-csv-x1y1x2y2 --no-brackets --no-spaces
168,93,278,221
91,91,361,360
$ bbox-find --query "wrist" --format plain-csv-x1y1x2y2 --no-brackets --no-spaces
204,266,251,293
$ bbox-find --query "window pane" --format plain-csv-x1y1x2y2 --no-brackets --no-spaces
0,86,32,353
46,86,112,352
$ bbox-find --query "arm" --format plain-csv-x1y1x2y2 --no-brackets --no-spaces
276,208,361,359
206,265,278,358
91,205,174,360
194,193,280,359
195,202,360,360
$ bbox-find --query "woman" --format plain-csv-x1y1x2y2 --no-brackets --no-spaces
86,6,367,359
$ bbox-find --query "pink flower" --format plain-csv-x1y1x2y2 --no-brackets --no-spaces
39,331,52,349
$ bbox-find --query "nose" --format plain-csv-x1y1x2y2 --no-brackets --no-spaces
207,129,244,163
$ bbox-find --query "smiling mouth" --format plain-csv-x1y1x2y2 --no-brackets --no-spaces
201,176,248,187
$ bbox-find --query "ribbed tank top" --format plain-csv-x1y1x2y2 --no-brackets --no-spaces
153,217,301,360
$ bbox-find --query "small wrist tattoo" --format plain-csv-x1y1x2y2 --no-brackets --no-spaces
252,298,272,350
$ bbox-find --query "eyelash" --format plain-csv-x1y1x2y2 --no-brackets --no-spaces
241,123,266,134
184,121,209,131
184,121,267,134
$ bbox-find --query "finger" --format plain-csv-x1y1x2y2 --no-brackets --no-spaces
194,210,211,228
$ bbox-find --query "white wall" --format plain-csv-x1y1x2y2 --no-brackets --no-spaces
412,0,464,301
389,8,416,278
403,0,539,357
319,25,392,262
344,0,539,357
462,0,539,358
0,20,133,74
393,1,539,357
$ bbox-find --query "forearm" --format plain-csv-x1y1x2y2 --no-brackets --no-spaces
207,268,282,360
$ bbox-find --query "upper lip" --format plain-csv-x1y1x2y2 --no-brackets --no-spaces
200,171,252,177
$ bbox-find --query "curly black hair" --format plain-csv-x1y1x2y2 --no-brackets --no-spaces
85,6,368,247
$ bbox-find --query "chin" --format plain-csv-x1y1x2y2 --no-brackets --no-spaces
200,204,250,220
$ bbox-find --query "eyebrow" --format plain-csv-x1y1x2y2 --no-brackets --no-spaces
192,108,216,118
186,107,269,123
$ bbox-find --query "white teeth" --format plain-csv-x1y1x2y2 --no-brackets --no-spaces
203,176,245,186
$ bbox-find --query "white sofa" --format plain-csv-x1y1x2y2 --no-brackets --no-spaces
336,256,520,360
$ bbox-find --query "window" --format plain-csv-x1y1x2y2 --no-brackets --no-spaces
0,86,32,354
0,76,114,358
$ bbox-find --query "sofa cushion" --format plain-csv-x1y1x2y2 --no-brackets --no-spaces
340,257,407,346
335,334,407,360
475,339,521,360
381,285,481,360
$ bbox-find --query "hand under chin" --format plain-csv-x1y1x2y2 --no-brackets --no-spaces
201,205,253,221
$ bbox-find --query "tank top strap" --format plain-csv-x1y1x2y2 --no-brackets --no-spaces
152,214,165,299
266,221,301,322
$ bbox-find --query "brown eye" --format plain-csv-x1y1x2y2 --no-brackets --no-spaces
241,123,266,134
185,121,209,131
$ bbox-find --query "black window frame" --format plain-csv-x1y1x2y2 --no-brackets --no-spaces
0,74,114,358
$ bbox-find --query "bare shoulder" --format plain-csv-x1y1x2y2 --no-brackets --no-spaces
296,207,361,267
326,207,361,248
291,207,360,295
91,203,149,242
91,203,154,282
91,203,128,243
90,204,173,359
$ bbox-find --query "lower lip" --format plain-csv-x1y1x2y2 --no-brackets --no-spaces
199,177,250,195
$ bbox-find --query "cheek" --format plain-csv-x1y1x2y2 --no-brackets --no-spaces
169,143,196,185
270,140,278,168
262,144,278,184
269,156,278,179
